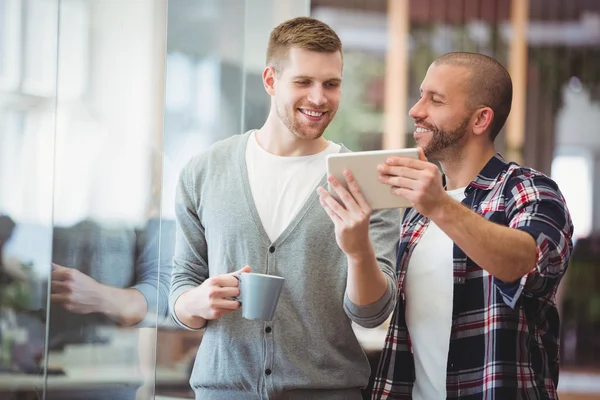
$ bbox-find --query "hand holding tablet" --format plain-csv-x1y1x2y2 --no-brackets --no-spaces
326,148,419,210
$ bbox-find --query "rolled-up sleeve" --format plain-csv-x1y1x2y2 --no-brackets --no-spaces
344,208,399,328
169,163,210,330
494,173,573,308
130,219,176,327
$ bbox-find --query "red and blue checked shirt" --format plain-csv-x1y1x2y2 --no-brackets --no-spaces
372,154,574,400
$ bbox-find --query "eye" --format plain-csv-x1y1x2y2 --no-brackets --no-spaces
325,81,340,88
431,98,443,104
295,80,310,85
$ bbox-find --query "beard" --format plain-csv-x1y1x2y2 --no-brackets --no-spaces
420,116,470,160
276,100,334,141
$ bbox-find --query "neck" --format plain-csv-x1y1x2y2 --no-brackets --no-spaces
255,112,328,157
439,142,496,191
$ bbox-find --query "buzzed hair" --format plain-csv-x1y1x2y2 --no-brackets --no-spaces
433,52,513,141
266,17,342,73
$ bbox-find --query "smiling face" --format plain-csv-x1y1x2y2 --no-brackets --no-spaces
409,64,475,160
265,47,343,141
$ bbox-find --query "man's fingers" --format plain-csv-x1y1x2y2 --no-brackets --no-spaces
230,265,251,275
384,156,427,170
318,192,344,225
391,187,416,203
378,175,419,191
326,175,362,215
51,267,72,281
212,275,240,287
377,164,421,180
343,170,371,214
50,293,71,303
211,286,240,299
50,280,71,294
213,266,251,287
213,299,241,311
317,185,350,221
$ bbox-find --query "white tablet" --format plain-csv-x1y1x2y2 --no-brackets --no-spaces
326,148,419,210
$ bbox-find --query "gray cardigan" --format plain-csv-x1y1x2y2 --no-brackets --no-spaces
169,132,399,400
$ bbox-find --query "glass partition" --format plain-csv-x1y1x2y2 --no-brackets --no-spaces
0,0,59,397
1,0,310,399
0,0,169,399
46,1,168,399
156,1,310,397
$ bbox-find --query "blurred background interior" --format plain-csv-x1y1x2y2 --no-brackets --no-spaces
0,0,599,399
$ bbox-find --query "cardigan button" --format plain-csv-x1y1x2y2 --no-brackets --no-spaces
269,246,275,253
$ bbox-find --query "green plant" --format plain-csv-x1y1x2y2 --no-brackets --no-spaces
563,236,600,323
0,262,34,311
324,51,386,151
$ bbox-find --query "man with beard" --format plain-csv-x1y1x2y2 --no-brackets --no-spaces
169,17,399,400
370,52,573,399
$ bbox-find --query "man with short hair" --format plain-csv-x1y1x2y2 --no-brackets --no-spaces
169,17,399,400
371,52,573,399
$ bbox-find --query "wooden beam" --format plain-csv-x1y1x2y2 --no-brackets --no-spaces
505,0,529,164
383,0,409,150
148,0,167,219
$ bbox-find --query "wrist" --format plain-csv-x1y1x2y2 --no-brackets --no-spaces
428,193,456,224
96,283,115,315
175,290,207,329
346,244,376,265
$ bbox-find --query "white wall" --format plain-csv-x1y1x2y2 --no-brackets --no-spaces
555,85,600,234
53,0,166,225
241,0,310,74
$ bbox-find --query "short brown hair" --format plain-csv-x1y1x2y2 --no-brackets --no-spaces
266,17,342,72
433,52,513,142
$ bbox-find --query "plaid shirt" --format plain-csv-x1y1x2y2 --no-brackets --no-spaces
372,154,573,400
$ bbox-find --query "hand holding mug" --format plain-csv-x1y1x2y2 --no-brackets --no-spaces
176,266,250,327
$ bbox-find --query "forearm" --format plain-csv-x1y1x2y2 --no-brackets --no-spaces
345,243,390,305
173,289,207,329
99,285,148,326
432,197,537,283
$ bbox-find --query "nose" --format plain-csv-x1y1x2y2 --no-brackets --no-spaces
409,97,427,121
307,85,326,107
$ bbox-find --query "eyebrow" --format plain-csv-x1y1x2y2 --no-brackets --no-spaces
292,75,342,83
420,88,447,99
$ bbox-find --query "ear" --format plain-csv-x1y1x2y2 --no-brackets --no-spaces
263,66,276,96
472,107,494,137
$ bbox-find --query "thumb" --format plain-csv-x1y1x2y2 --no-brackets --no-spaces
229,265,251,275
417,147,428,162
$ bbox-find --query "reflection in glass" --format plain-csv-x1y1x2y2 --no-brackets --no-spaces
0,2,59,400
41,0,169,399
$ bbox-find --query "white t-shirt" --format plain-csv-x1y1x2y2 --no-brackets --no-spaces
404,186,466,400
245,131,341,242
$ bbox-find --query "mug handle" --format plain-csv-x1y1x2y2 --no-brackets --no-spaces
232,275,243,303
